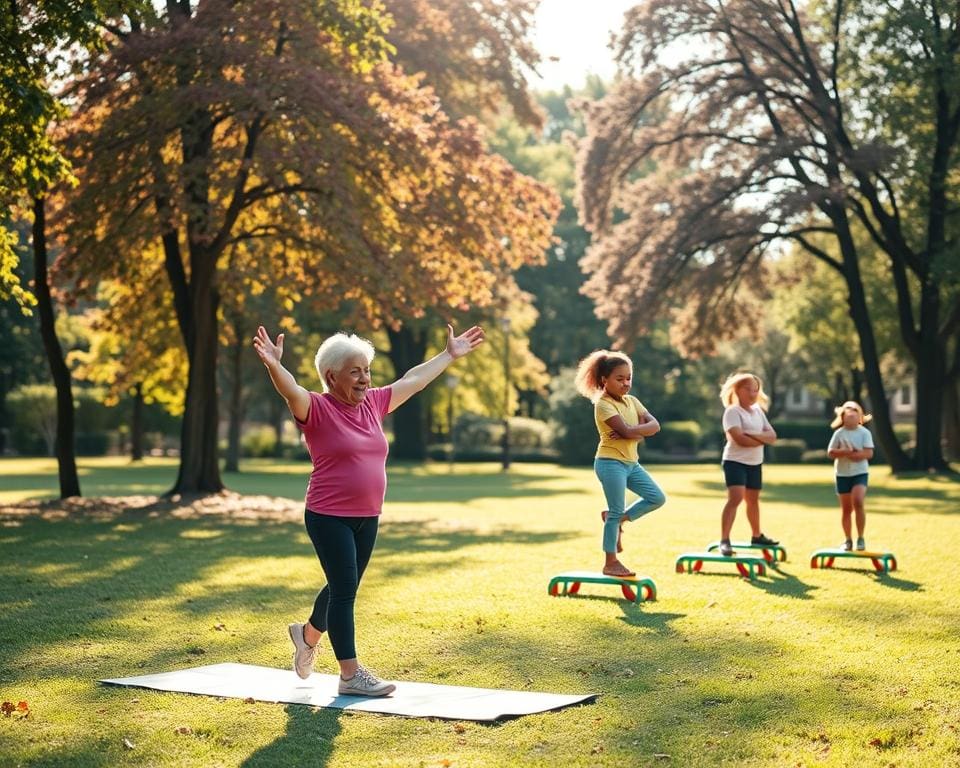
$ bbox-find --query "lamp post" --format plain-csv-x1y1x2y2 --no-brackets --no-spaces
445,373,458,473
501,316,511,471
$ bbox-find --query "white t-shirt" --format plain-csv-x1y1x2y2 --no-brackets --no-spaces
827,425,874,476
721,404,771,465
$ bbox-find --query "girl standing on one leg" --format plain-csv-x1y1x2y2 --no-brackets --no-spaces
718,373,778,557
826,401,874,551
575,350,666,577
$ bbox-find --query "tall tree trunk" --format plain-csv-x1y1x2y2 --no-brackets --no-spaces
835,222,910,471
224,322,245,473
171,252,223,494
913,280,947,469
942,375,960,462
385,325,429,460
130,382,144,462
32,195,81,498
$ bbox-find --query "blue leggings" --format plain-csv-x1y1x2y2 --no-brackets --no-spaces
303,510,379,661
594,458,666,553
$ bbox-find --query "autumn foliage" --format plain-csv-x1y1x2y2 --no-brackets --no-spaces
56,0,558,492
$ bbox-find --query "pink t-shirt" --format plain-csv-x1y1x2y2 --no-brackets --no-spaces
295,386,393,517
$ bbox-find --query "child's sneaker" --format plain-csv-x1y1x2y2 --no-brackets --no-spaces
719,539,733,557
855,537,866,551
338,666,396,697
751,533,779,546
288,623,317,680
841,539,853,551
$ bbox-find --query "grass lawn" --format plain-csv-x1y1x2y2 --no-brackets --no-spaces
2,457,959,767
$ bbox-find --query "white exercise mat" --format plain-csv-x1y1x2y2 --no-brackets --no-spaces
99,662,596,721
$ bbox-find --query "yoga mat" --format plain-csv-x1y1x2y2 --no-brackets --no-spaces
100,662,596,721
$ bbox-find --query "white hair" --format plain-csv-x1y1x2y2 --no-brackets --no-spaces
314,333,376,392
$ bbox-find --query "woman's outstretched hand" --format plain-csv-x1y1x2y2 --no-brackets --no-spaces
446,324,485,360
253,325,284,368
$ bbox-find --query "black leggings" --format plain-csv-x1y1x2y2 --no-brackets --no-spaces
303,510,379,661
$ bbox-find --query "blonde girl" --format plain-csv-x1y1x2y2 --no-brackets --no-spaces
718,372,778,556
826,401,874,551
575,350,666,577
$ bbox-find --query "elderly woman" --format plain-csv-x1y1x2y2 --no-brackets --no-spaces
253,322,484,696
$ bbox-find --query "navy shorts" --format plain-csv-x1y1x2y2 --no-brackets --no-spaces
722,460,762,490
835,473,868,494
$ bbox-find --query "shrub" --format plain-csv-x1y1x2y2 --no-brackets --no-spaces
241,425,278,458
767,438,806,463
8,385,57,455
75,432,110,456
773,420,834,450
657,420,701,454
548,368,598,465
801,449,831,463
451,413,552,452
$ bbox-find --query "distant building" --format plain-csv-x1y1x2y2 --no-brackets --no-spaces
780,381,915,424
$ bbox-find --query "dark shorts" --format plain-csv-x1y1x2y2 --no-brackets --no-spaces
835,473,869,494
722,460,763,490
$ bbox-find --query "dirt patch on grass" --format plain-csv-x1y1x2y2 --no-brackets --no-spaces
0,491,302,524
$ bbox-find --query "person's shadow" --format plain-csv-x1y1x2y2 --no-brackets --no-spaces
242,704,343,767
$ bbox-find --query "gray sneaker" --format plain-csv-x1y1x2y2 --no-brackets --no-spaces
719,539,733,557
287,623,317,680
842,539,853,551
856,537,866,551
338,665,396,697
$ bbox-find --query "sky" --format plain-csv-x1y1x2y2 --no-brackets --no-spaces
529,0,638,91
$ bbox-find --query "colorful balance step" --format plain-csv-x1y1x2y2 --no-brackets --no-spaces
809,548,897,574
675,552,769,581
548,570,657,603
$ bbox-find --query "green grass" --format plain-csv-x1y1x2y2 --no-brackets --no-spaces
2,458,960,767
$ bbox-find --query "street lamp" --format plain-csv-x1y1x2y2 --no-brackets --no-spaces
500,316,511,471
445,373,459,473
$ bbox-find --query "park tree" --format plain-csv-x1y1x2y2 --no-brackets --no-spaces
2,1,147,495
491,82,611,383
60,0,557,492
0,230,45,454
577,0,960,472
68,257,187,462
372,0,558,459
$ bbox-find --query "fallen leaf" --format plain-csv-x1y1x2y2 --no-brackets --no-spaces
654,754,671,760
122,738,135,750
214,623,227,631
0,702,14,717
453,723,466,734
175,726,192,735
591,745,604,754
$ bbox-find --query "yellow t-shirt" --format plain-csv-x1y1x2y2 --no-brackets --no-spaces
594,393,646,464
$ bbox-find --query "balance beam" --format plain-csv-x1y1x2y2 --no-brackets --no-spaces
548,570,657,603
809,548,898,574
705,540,787,564
675,552,768,581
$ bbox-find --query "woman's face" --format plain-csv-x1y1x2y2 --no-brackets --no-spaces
602,363,632,399
735,378,759,406
326,353,371,406
842,407,860,428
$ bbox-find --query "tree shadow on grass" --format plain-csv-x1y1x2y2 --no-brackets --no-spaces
617,605,687,633
242,705,341,767
815,567,923,592
750,566,819,600
0,504,575,680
